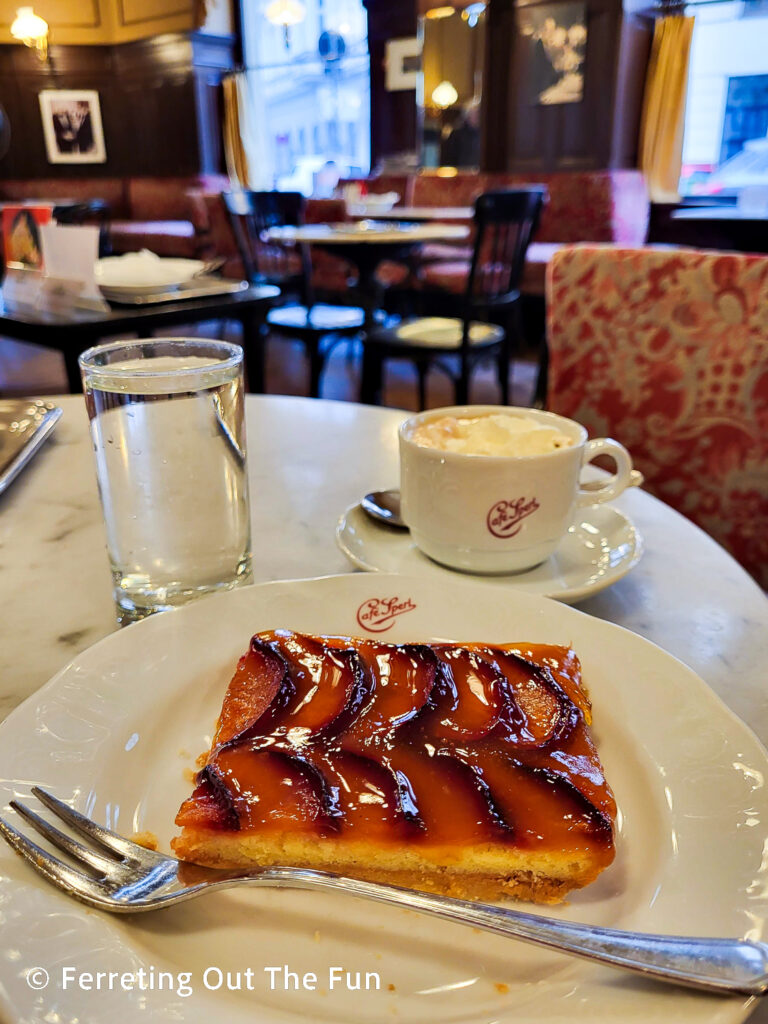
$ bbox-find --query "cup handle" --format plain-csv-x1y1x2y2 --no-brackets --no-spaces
577,438,634,507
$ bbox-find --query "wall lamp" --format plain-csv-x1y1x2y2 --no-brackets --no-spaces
265,0,306,47
11,7,49,62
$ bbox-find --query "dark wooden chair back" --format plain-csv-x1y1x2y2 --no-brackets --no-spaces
223,190,310,297
466,188,547,312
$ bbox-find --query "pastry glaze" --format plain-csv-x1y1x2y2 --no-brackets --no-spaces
176,631,616,871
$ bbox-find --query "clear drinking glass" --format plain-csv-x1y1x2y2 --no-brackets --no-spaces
80,338,252,624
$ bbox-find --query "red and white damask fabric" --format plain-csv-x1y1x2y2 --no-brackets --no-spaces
546,245,768,588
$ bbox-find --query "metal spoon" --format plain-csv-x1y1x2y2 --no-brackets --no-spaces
361,471,645,532
361,489,407,529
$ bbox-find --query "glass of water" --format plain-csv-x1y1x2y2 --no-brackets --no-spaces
80,338,252,624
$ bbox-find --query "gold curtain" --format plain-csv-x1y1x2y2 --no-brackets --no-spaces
638,15,695,203
222,73,250,188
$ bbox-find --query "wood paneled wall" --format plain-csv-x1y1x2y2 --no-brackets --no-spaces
488,0,652,171
0,0,207,45
366,0,651,172
0,32,234,178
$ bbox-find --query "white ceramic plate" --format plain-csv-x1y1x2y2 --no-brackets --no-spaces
347,192,399,216
336,503,643,604
95,254,205,296
0,574,765,1024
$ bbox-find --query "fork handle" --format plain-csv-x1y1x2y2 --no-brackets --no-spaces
239,868,768,996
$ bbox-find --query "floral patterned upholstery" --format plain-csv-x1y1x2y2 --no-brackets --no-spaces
411,171,488,208
418,242,562,297
546,245,768,587
486,170,649,245
402,170,649,297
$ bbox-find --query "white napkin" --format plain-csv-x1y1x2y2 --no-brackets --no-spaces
38,224,108,312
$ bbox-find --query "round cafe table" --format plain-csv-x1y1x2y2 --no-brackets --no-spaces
1,395,767,1019
349,206,474,223
264,221,470,324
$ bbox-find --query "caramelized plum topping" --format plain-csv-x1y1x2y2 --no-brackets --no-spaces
342,643,438,749
212,640,288,747
467,752,614,853
308,751,412,839
212,747,331,833
175,772,239,832
261,632,365,739
186,632,615,855
481,648,580,748
422,648,504,741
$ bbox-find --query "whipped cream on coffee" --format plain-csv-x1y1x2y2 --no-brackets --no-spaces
411,413,574,456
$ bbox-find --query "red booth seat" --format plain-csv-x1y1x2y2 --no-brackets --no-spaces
0,175,229,260
408,169,649,296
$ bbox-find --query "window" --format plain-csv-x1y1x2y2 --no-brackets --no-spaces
680,1,768,198
242,0,370,195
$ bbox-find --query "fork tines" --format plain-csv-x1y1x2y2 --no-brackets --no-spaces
0,787,165,910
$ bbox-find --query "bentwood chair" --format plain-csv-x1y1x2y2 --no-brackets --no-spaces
359,188,546,408
223,190,364,398
546,244,768,588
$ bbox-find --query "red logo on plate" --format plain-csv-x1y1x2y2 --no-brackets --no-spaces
356,596,417,633
487,497,540,538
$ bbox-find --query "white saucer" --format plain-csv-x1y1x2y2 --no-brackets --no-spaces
336,502,643,604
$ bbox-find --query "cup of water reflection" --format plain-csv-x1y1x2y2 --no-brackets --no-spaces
79,338,252,625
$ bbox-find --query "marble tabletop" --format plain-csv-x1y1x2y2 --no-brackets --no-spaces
353,206,474,221
3,393,767,729
2,394,768,1021
264,222,470,244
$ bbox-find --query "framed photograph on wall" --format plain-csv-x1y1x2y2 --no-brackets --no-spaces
518,2,587,105
385,37,421,92
38,89,106,164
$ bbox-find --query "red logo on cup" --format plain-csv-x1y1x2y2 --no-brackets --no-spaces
356,596,417,633
487,497,540,538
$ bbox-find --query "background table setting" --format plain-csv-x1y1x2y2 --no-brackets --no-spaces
264,219,470,322
0,243,281,392
1,384,767,1024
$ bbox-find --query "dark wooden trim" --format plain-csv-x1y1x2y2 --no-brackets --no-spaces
231,0,245,68
481,0,514,170
363,0,418,167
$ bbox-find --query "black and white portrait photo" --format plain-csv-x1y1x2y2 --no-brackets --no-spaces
39,90,106,164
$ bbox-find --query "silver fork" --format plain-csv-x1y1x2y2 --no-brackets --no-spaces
1,787,767,997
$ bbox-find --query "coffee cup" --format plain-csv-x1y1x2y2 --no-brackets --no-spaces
399,405,634,574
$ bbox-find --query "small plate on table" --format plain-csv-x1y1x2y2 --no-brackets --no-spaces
95,253,206,298
0,574,765,1024
101,277,250,306
336,501,643,604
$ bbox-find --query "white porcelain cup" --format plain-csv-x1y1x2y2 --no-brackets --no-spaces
399,405,634,574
